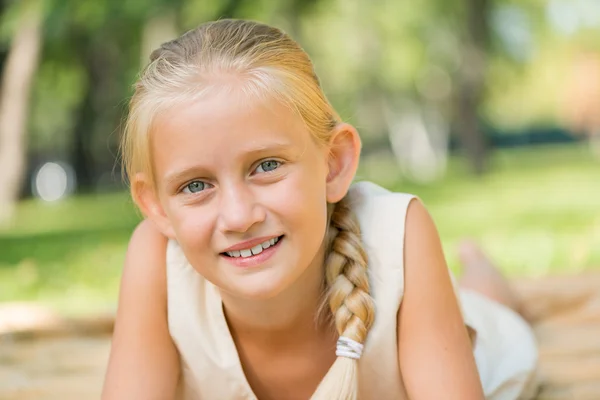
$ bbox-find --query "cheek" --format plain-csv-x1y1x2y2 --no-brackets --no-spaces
268,168,329,241
166,202,215,252
169,206,220,280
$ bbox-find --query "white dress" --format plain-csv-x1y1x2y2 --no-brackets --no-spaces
166,181,539,399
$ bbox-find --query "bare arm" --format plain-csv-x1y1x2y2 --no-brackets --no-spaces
102,219,180,399
398,200,485,399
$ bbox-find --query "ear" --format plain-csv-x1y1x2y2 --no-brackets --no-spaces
325,123,361,203
132,173,176,239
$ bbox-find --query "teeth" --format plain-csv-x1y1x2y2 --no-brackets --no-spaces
250,244,263,255
225,236,282,258
240,249,252,257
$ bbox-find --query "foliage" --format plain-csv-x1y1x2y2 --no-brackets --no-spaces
0,0,595,170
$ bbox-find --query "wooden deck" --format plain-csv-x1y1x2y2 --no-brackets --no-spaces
514,273,600,399
1,272,599,399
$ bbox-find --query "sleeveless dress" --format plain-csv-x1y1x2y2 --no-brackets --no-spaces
166,181,538,399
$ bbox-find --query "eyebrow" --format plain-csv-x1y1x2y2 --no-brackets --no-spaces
241,142,297,157
163,142,297,187
164,167,209,189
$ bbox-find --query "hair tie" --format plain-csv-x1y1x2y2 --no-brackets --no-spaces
336,336,364,360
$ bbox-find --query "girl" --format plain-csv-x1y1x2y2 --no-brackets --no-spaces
103,19,538,400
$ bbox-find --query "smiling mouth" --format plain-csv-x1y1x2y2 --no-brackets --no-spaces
221,235,284,258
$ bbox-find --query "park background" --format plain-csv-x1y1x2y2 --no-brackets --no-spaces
0,0,599,398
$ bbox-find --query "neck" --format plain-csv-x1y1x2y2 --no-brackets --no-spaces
219,245,331,342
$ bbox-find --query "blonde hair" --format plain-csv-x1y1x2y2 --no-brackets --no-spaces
121,19,375,400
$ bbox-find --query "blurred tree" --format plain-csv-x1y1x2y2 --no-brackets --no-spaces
42,0,250,192
300,0,493,175
454,0,492,174
5,0,585,202
41,0,178,191
0,0,43,223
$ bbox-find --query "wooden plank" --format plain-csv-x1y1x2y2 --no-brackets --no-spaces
536,326,600,357
537,381,600,400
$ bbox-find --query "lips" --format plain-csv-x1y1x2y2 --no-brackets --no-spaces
224,236,283,258
220,235,284,268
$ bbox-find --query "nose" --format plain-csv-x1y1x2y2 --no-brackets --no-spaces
217,183,266,234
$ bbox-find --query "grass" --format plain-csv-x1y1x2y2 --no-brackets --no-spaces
0,193,140,314
359,143,600,276
1,143,599,314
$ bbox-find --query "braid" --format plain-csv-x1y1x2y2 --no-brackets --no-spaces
311,195,375,400
325,197,375,341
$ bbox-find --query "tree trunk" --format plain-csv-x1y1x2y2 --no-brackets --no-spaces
69,28,122,192
70,77,95,190
454,0,490,174
0,1,42,224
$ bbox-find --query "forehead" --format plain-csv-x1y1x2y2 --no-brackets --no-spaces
154,88,302,137
150,89,313,177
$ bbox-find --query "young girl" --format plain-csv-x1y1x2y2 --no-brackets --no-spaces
103,19,538,400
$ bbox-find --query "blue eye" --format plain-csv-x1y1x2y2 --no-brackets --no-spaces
183,181,206,194
256,160,280,173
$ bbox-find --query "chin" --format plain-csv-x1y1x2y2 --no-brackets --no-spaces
226,270,293,301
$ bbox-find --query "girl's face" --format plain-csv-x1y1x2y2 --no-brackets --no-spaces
144,89,342,299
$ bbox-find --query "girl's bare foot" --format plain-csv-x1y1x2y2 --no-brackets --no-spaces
458,240,527,318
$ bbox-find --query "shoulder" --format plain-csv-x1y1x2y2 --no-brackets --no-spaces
102,219,180,398
404,199,437,245
128,218,169,254
349,180,416,220
403,198,447,282
120,218,169,315
122,218,172,302
121,217,169,307
125,219,169,274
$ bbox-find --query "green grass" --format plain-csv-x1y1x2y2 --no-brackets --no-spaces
359,143,600,276
0,193,141,314
1,143,599,314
